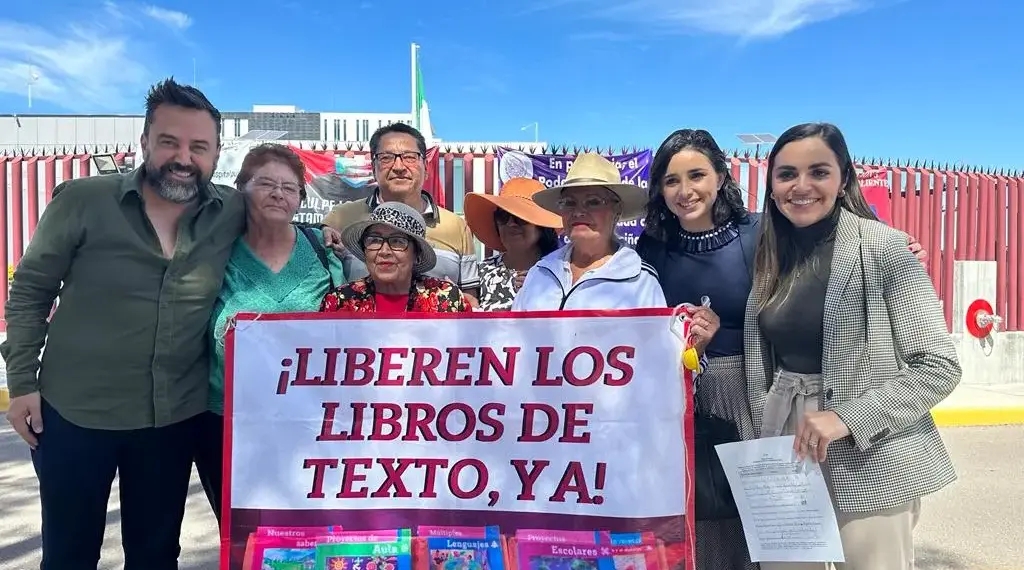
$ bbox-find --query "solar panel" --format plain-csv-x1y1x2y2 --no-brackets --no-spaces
237,129,290,141
736,133,777,145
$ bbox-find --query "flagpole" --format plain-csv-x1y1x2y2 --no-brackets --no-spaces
27,67,38,109
521,122,538,143
410,43,418,129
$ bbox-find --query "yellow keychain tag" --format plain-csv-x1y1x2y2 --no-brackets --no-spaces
682,346,700,371
671,295,711,373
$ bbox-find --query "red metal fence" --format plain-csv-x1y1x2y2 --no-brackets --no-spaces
2,143,1021,333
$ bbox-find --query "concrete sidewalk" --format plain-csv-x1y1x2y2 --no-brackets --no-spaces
4,424,1023,570
931,383,1024,426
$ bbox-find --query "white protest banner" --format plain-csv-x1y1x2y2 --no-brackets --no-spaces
131,141,367,223
223,310,695,570
134,144,447,225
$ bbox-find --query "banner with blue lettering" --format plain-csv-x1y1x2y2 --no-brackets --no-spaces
496,148,652,247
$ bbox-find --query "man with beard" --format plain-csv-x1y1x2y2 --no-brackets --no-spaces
3,78,244,570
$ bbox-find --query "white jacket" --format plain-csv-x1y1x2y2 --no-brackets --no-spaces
512,243,667,311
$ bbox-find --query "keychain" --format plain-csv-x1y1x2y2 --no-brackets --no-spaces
670,295,710,372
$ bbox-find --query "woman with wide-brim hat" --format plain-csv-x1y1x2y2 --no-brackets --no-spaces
511,152,667,311
320,201,471,313
464,177,563,311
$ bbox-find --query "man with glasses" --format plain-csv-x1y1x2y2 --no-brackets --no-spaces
323,123,480,302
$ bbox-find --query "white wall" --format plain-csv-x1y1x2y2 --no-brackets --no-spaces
319,113,413,143
0,116,145,152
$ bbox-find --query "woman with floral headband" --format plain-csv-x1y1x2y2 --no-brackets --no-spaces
321,201,471,314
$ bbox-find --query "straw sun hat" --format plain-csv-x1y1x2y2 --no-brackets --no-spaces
531,152,648,221
464,177,563,251
340,201,437,275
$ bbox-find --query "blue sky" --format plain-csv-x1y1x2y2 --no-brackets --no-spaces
0,0,1020,170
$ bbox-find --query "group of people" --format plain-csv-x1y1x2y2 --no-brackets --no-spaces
1,77,960,570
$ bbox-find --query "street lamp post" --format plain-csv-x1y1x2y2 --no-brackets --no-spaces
521,122,539,143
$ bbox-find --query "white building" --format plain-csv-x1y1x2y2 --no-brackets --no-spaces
0,114,146,153
0,105,422,154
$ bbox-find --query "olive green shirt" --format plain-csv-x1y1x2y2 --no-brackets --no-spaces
1,168,245,430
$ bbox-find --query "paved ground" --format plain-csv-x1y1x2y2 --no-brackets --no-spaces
0,424,1021,569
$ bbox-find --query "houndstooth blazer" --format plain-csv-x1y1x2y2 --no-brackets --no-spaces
743,208,961,513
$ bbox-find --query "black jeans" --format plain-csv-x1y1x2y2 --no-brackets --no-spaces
193,410,224,522
31,399,196,570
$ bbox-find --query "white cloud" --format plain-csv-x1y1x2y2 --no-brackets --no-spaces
103,0,128,20
142,5,192,30
0,4,191,111
539,0,876,40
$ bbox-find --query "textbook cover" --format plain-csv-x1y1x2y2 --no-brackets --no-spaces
515,540,614,570
419,526,505,570
316,538,413,570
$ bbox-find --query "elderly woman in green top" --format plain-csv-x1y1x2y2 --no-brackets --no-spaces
194,143,345,520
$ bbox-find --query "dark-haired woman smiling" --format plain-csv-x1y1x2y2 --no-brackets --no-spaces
747,123,959,570
636,129,760,570
637,129,930,570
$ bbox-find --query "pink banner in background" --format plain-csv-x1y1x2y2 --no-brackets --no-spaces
858,168,892,225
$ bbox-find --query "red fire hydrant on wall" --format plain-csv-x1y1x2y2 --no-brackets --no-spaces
965,299,1003,339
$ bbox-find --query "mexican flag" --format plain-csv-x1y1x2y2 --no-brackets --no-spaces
412,43,433,141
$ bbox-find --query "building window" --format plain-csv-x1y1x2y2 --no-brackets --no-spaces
355,121,361,142
343,120,348,141
234,119,241,137
323,119,328,140
333,119,341,141
363,120,369,141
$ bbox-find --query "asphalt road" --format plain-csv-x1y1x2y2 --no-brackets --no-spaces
0,425,1021,570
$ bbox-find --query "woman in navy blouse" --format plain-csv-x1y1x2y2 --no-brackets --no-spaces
636,129,761,570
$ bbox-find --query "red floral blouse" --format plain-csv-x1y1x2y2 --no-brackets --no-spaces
320,276,471,313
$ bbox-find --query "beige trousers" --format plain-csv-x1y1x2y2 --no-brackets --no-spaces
759,369,922,569
759,498,921,570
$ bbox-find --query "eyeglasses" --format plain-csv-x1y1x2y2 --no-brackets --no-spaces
250,177,302,197
555,196,619,213
494,209,525,225
363,234,411,252
374,152,423,167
